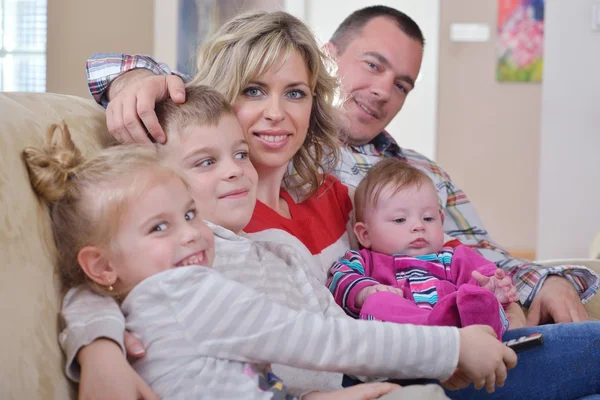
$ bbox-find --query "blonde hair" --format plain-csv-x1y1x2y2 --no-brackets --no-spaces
155,85,233,137
354,158,433,223
22,122,178,297
190,10,340,196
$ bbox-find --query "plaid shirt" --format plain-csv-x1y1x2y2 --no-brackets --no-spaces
86,52,599,307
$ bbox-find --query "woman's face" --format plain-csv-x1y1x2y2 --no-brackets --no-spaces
233,50,313,175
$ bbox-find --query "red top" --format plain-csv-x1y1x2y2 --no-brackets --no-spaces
245,175,353,255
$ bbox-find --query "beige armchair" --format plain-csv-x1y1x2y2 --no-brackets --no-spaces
1,92,110,400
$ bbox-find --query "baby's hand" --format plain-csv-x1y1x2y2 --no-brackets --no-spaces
356,284,403,308
472,269,519,304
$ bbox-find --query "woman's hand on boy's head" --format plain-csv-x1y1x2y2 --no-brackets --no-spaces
106,72,186,145
356,284,404,308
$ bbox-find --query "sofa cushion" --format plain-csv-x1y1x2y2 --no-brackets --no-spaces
0,92,111,399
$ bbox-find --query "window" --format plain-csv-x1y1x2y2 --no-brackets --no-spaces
0,0,46,92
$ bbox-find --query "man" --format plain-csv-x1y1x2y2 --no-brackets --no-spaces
86,6,596,328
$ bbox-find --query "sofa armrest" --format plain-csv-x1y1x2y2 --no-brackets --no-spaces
534,259,600,320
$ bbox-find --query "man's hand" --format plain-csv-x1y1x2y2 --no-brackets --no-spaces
526,275,588,326
356,284,403,308
472,269,519,304
106,71,186,144
78,339,158,400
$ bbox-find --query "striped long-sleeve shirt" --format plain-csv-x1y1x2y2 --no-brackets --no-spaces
85,52,599,307
119,265,456,399
60,224,459,398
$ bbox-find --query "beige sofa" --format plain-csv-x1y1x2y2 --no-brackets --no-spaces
1,91,599,400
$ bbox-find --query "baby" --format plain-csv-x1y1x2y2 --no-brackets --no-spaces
327,158,519,338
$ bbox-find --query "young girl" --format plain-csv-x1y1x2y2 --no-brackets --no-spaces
328,159,521,339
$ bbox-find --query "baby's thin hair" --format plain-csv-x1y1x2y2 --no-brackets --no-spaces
155,85,233,139
354,158,432,223
22,122,177,297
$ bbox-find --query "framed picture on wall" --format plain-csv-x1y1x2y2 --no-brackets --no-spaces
497,0,545,82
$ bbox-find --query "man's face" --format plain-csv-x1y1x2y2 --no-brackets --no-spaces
331,16,423,145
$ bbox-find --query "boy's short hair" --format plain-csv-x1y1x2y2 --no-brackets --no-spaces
354,158,433,223
155,85,233,136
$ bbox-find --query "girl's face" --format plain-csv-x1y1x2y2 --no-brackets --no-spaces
108,175,215,292
233,50,313,176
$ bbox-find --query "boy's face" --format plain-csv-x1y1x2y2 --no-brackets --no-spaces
110,176,215,291
355,181,445,257
162,114,258,234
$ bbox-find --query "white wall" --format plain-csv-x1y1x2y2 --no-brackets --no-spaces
536,0,600,259
298,0,440,160
154,0,178,68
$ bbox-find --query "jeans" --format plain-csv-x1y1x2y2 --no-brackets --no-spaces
342,322,600,400
446,322,600,400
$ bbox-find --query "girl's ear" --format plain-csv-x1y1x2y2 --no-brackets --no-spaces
77,246,117,287
439,209,445,225
353,222,372,249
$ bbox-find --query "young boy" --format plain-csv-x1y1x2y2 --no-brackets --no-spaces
327,159,521,339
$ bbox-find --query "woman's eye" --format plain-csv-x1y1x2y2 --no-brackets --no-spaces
152,223,168,232
286,89,306,100
243,87,263,97
393,218,406,224
234,151,249,160
185,210,196,221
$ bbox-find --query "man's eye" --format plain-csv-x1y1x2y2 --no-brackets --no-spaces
185,210,196,221
395,83,408,93
366,61,378,70
393,218,406,224
152,223,168,232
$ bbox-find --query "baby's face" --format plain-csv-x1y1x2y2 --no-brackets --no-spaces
357,182,445,257
161,114,259,234
109,176,215,291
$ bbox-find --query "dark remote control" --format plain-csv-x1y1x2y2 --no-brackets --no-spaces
503,333,543,352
